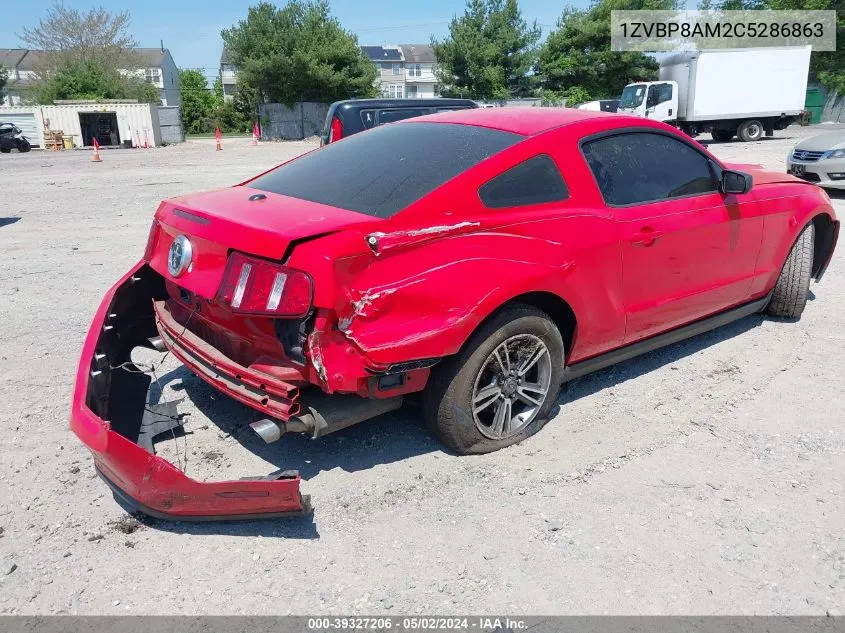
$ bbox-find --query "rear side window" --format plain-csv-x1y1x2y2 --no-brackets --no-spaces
582,132,717,206
479,155,568,209
360,109,376,129
249,122,523,219
377,108,430,124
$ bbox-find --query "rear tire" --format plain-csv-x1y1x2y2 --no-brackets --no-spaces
711,130,734,142
0,148,10,154
766,223,814,319
423,304,564,455
737,119,764,142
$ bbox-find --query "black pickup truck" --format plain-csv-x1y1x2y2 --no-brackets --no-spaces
320,98,478,145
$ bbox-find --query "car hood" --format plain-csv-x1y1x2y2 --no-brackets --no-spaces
794,131,845,152
147,186,377,299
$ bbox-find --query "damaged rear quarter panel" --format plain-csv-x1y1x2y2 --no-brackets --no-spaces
285,125,628,369
290,213,624,367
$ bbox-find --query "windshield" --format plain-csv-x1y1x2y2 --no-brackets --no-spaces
620,84,646,109
249,122,523,219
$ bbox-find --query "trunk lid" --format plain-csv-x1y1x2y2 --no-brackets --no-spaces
147,186,375,299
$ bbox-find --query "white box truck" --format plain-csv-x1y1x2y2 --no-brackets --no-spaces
618,46,811,141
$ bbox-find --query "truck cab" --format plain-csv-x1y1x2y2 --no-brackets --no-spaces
618,81,679,123
618,48,810,141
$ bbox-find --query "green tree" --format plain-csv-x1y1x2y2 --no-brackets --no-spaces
179,69,218,134
699,0,844,93
563,85,592,106
213,98,254,133
0,67,7,102
212,77,225,105
539,0,678,100
20,2,144,72
222,0,377,106
433,0,541,99
36,59,159,103
221,86,260,133
21,2,157,103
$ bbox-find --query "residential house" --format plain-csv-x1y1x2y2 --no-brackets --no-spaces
132,47,180,107
362,45,404,98
219,47,237,102
1,49,37,105
361,45,438,99
399,45,437,99
0,46,180,107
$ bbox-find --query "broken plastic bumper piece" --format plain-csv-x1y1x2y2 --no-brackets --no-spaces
69,262,311,521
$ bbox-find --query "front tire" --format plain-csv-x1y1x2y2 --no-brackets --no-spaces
17,139,31,153
423,304,564,455
737,119,764,142
766,223,814,319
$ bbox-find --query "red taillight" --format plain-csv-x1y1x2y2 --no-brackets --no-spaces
217,252,312,317
329,116,343,143
143,219,160,261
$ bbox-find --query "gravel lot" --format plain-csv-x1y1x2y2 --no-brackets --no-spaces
1,126,844,615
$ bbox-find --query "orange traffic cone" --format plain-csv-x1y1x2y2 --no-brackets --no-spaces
215,127,222,151
91,137,102,162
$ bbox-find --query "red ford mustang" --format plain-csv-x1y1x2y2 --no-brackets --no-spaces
71,108,839,520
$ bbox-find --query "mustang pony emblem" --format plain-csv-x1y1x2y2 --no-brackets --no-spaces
168,235,192,277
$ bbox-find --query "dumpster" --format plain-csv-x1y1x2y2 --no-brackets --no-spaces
805,87,825,125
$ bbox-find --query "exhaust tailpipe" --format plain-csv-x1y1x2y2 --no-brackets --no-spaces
249,418,284,443
250,393,404,443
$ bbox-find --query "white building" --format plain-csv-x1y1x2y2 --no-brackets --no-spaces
0,102,163,148
361,44,438,99
0,46,180,107
1,49,38,106
219,47,237,102
400,45,438,99
131,47,180,107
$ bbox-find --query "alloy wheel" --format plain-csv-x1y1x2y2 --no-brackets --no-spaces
471,334,552,439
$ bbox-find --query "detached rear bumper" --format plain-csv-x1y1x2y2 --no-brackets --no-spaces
69,261,311,521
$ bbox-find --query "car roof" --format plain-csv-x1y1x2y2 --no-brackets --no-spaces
400,107,627,136
332,98,476,111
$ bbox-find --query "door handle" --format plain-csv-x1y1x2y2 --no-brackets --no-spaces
630,227,664,247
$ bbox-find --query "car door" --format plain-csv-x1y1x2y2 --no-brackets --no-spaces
645,83,677,122
581,130,763,344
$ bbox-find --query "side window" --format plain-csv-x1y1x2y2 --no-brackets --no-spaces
647,84,673,107
479,155,569,209
359,109,376,129
582,132,718,206
377,108,430,125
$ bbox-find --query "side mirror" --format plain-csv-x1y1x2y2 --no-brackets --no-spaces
720,169,752,195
